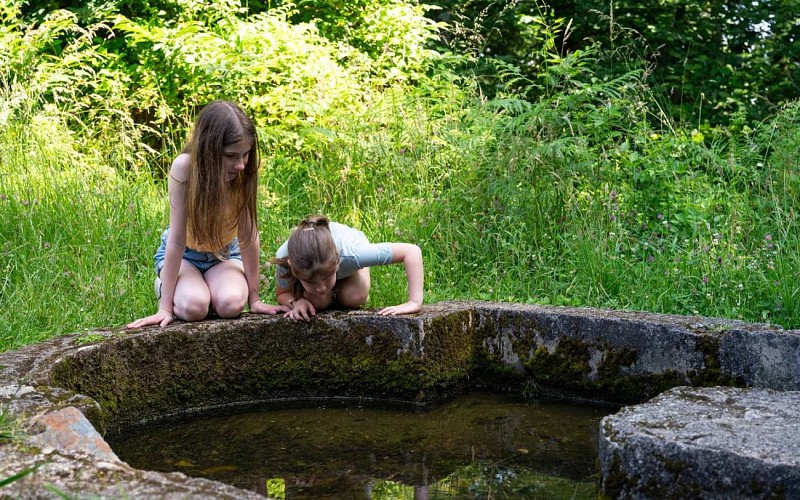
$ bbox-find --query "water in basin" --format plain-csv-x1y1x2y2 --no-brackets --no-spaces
109,391,614,498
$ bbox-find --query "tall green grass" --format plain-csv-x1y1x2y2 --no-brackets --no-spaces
2,92,799,353
0,105,164,349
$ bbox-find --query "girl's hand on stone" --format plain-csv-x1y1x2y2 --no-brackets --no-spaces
127,309,174,329
379,300,421,316
284,298,316,322
249,300,289,315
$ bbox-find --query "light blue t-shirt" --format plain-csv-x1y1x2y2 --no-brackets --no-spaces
275,222,393,289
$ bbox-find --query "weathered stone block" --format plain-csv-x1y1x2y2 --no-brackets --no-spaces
599,386,800,499
720,328,800,390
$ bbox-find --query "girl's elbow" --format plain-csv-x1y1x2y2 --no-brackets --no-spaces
166,240,185,254
410,244,423,262
394,243,422,265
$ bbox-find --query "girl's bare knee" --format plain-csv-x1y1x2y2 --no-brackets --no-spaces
174,299,209,322
212,289,247,318
214,298,246,318
337,289,369,308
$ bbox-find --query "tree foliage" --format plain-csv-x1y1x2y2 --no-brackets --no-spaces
7,0,445,165
426,0,800,125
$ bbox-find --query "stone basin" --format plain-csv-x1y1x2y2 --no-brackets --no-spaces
1,300,799,498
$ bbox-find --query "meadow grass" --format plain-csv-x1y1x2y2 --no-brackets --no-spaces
0,107,165,349
1,82,799,352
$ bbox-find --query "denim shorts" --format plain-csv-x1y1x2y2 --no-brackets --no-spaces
153,228,242,276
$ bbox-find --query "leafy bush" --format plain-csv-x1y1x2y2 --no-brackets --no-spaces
4,0,447,168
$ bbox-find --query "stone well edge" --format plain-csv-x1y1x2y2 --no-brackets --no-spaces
1,300,798,498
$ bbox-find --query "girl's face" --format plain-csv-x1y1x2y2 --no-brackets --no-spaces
223,140,251,182
298,269,338,297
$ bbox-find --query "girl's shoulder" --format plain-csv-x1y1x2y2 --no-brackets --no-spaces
169,153,191,183
328,221,356,238
329,222,368,246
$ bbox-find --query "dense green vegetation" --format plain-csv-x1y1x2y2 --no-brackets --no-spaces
428,0,800,124
1,0,798,351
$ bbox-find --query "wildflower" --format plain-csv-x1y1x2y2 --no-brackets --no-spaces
657,213,663,220
647,255,654,263
765,234,773,241
43,242,51,249
22,200,29,206
703,276,710,284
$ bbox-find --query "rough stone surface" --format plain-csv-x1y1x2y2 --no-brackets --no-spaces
599,386,800,499
720,328,800,390
0,446,265,499
469,301,793,402
30,407,119,461
1,300,798,498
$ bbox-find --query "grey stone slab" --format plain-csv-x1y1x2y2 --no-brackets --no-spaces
600,386,800,498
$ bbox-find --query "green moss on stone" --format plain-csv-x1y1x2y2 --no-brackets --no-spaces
525,337,592,391
689,334,746,388
520,337,692,404
469,349,526,391
49,312,477,432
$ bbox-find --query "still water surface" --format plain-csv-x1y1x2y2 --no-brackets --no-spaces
110,392,614,498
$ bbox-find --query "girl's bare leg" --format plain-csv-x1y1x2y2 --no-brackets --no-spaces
303,289,334,310
203,259,248,318
173,260,211,321
335,267,371,308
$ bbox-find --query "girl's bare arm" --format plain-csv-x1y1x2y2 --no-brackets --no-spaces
378,243,423,316
127,155,190,328
239,231,287,315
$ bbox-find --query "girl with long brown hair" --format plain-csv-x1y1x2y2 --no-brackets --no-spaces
128,100,287,328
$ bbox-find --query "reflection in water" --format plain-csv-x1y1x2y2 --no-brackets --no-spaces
109,392,613,498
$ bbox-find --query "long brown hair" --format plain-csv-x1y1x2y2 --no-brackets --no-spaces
184,100,259,251
273,215,339,299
